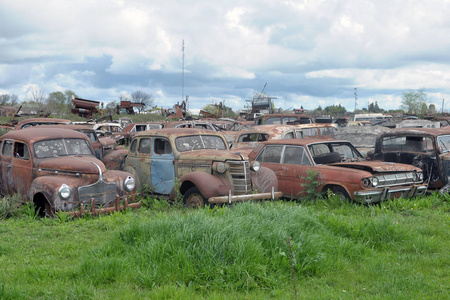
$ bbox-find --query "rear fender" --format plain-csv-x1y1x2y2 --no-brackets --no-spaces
103,149,129,170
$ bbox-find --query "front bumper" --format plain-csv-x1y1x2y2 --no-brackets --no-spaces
208,190,282,204
353,184,427,204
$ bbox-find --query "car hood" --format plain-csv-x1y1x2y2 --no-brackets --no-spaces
38,156,106,174
179,149,246,161
330,160,420,173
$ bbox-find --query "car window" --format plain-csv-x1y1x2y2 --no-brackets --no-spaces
331,143,361,159
14,142,30,160
135,125,147,132
138,138,151,154
283,132,294,139
154,138,172,155
283,146,311,165
382,136,433,153
2,140,12,157
238,133,268,143
256,145,284,163
308,143,330,156
302,128,319,137
130,139,137,153
175,135,227,152
34,139,92,158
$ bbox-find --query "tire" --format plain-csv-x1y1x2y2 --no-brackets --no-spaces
183,187,207,208
329,186,351,201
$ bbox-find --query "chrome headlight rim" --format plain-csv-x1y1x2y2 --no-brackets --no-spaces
124,176,136,192
58,184,72,200
250,161,261,172
417,171,424,182
362,178,371,188
214,162,228,174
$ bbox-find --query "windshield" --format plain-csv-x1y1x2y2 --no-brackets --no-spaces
437,135,450,153
34,138,93,158
381,136,434,153
175,135,227,152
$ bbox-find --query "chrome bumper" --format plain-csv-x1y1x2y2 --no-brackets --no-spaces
354,184,427,204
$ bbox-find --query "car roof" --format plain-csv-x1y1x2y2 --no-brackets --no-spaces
134,127,221,138
381,127,450,136
1,127,89,143
262,138,350,146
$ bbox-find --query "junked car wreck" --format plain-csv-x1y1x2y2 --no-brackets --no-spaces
113,128,281,207
250,139,427,203
0,127,138,216
367,127,450,191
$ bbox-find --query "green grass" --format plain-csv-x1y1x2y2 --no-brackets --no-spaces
0,194,449,299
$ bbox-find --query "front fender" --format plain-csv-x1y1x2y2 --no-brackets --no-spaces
176,171,232,200
30,176,80,210
250,166,279,193
103,149,129,170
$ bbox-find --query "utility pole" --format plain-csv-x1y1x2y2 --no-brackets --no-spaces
354,88,358,112
182,40,185,103
442,99,445,114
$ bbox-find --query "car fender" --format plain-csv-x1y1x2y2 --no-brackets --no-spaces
103,149,129,170
250,166,279,193
29,176,80,210
176,171,232,200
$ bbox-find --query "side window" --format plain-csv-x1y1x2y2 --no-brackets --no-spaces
136,125,146,132
154,138,172,155
138,138,151,154
14,142,30,160
283,132,294,139
283,146,311,165
256,145,284,163
295,130,303,138
130,139,138,153
2,140,12,157
265,117,282,125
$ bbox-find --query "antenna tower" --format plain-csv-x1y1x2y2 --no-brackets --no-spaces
182,40,185,103
354,88,358,112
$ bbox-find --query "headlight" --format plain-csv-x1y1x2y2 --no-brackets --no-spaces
372,177,379,187
362,178,371,188
213,162,228,173
58,184,72,200
417,172,424,182
250,161,261,172
124,176,136,192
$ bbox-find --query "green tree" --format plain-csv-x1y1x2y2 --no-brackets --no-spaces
401,89,428,114
0,94,19,106
47,90,78,116
323,104,346,116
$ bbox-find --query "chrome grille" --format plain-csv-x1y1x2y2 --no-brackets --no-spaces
375,172,417,187
78,180,117,208
228,160,251,194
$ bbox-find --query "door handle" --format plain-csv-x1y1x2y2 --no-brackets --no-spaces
145,160,153,165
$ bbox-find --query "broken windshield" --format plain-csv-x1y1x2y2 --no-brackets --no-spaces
175,135,227,152
34,138,92,158
437,135,450,153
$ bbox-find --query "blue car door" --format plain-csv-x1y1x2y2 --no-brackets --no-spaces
150,138,175,194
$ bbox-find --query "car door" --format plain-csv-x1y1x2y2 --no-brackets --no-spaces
10,141,33,196
0,140,13,195
279,146,313,198
150,137,175,194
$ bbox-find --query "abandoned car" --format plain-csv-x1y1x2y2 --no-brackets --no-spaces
249,139,427,203
367,127,450,190
118,128,281,207
0,127,138,216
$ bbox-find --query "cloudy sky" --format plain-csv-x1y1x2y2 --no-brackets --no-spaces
1,0,450,113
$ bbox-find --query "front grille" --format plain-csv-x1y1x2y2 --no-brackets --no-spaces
78,180,117,208
228,160,251,194
375,172,416,187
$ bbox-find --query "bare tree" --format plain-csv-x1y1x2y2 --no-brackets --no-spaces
131,90,154,113
0,94,19,106
25,86,47,107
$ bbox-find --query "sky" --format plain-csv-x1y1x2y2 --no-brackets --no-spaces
2,0,450,114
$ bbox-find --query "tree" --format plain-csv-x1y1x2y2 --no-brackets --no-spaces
0,94,19,106
25,86,47,107
323,104,346,116
401,89,428,114
131,90,154,113
368,101,383,113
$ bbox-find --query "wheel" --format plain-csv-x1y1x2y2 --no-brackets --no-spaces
183,187,207,208
328,186,351,201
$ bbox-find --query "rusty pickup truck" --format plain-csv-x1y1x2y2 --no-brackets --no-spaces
250,139,427,203
118,128,281,207
0,127,138,216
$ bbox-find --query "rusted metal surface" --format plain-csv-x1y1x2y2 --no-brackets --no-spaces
0,127,138,216
231,125,304,155
253,113,314,126
367,127,450,189
252,138,427,204
113,122,166,145
71,97,100,118
122,128,280,206
14,117,72,130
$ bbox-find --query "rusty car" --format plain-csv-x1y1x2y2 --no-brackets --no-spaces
249,139,427,203
253,113,314,125
113,122,166,145
0,127,138,216
367,127,450,191
230,125,304,155
118,128,281,207
14,117,72,129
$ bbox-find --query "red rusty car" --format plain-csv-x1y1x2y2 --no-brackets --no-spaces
249,139,427,203
0,127,138,216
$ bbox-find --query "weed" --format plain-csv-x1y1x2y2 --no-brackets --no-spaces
300,170,322,201
0,194,22,219
17,201,39,220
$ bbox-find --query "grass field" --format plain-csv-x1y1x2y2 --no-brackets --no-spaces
0,194,449,299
